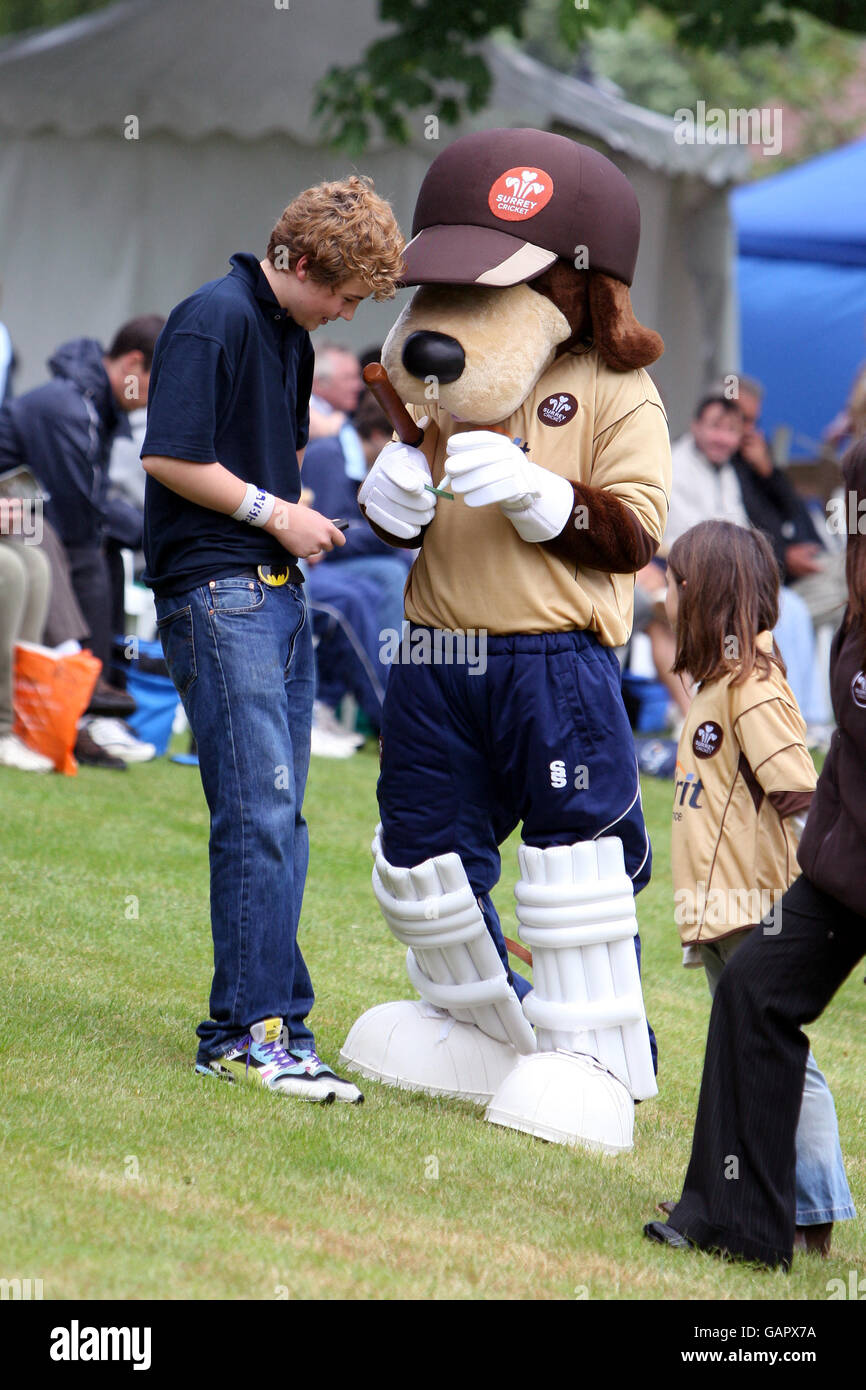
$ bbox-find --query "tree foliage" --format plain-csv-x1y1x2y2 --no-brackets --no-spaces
523,2,864,173
313,1,524,156
0,0,111,38
2,0,863,166
315,0,866,153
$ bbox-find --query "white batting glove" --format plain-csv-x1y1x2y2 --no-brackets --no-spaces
445,430,574,543
359,421,436,541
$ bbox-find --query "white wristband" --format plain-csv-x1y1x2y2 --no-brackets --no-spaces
232,482,276,528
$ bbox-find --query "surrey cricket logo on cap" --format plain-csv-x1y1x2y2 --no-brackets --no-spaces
488,167,555,222
400,129,643,288
693,721,723,758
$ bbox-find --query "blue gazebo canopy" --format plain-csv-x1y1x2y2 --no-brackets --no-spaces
732,137,866,457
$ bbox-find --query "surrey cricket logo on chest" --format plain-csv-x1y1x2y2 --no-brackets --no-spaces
537,392,578,426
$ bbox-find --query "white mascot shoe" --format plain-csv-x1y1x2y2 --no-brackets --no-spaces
485,1051,636,1153
485,837,656,1152
340,828,535,1101
341,999,525,1104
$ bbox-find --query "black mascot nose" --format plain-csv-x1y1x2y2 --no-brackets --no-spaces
402,331,465,384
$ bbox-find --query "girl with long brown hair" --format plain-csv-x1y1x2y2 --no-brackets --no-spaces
654,518,854,1257
645,440,866,1268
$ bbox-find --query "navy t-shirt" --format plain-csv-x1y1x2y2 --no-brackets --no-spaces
141,252,314,595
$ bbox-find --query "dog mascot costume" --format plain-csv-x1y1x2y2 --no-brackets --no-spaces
342,129,672,1151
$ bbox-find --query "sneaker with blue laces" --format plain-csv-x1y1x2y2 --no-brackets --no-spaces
195,1017,336,1102
279,1028,364,1104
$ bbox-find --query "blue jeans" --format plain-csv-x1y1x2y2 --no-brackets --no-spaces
155,575,316,1064
701,934,855,1225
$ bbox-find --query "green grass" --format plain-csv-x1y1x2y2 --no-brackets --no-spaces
1,746,863,1300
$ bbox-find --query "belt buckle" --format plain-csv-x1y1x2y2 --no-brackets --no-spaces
256,564,290,587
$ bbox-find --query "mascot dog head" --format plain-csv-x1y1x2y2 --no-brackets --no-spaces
383,128,663,426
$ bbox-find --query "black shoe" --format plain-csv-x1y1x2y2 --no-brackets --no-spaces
87,676,137,718
643,1221,693,1250
74,725,128,770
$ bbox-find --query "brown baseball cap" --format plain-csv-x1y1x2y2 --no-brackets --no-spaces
401,127,641,289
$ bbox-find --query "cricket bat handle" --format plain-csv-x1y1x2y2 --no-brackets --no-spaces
362,363,425,448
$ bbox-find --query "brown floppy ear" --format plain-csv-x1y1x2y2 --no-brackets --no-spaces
588,273,664,371
530,261,589,354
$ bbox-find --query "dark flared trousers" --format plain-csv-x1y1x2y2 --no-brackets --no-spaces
669,873,865,1269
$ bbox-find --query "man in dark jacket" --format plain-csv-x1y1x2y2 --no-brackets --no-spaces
0,318,163,679
732,376,847,630
644,438,866,1270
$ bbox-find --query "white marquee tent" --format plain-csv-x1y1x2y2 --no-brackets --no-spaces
0,0,749,436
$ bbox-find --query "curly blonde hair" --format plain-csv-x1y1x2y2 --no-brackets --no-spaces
267,175,404,302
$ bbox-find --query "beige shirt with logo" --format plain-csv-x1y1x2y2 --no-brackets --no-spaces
403,346,671,642
671,635,817,942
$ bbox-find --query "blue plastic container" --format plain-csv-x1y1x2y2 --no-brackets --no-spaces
113,638,180,756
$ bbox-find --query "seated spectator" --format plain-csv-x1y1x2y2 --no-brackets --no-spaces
306,565,388,747
0,316,165,765
824,360,866,452
303,390,412,635
0,498,53,771
628,387,749,731
307,341,365,459
105,404,149,677
303,349,414,744
849,364,866,441
0,316,162,670
732,376,847,633
666,389,825,730
666,391,751,542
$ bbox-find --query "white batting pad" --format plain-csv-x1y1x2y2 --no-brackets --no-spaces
515,838,657,1100
371,829,536,1055
340,999,524,1103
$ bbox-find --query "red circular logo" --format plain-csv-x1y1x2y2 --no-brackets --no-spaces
488,166,554,222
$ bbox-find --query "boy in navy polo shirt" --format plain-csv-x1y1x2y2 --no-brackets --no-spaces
142,176,404,1101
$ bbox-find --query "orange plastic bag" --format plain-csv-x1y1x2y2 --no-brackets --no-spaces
13,641,101,775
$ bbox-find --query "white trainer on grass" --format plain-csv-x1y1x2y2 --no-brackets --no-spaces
83,717,156,763
0,732,54,772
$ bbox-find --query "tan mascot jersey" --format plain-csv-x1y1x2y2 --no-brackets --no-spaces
343,129,673,1149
